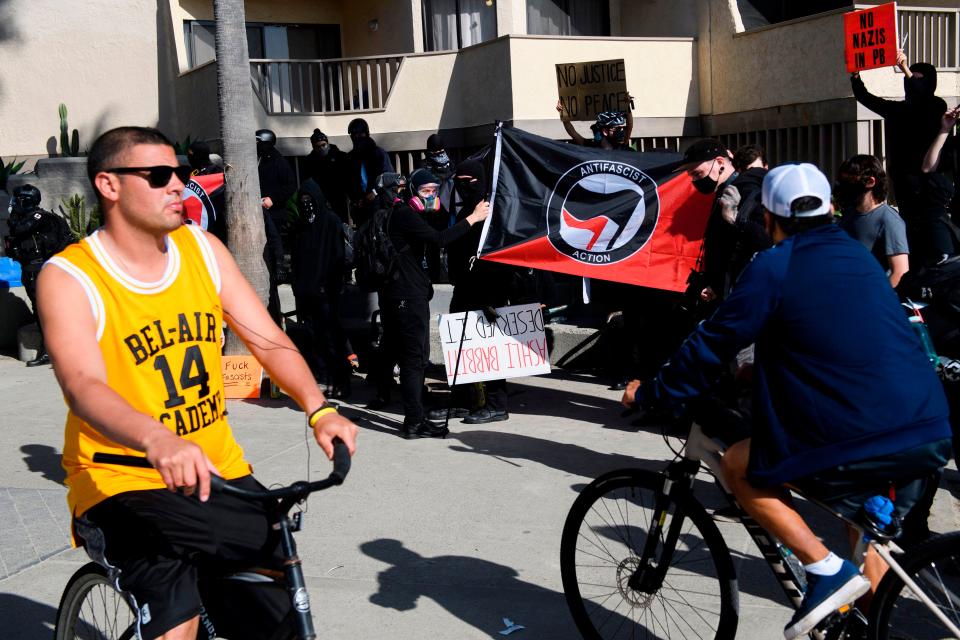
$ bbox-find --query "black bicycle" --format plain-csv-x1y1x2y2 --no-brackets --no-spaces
560,420,960,639
53,438,351,640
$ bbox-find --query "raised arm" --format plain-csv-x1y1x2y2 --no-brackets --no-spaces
922,106,959,173
624,94,635,141
556,99,586,145
208,231,358,457
850,73,898,119
37,263,219,500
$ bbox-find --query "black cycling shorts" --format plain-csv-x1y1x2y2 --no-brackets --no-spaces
82,475,286,638
790,438,952,520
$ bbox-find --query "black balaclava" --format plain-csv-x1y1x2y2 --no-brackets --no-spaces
905,63,938,102
454,159,486,207
426,133,453,179
187,141,211,171
310,129,330,156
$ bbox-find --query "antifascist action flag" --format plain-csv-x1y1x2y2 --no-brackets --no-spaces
479,126,713,292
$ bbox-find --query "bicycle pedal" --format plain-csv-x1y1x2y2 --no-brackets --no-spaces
815,604,867,640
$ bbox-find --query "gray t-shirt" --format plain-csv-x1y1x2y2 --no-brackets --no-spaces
839,203,909,268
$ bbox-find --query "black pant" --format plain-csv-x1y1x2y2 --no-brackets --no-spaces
295,290,350,387
379,297,430,425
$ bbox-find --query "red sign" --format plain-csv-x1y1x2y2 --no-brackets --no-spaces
844,3,899,73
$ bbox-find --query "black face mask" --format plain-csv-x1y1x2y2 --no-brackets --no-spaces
606,128,626,144
834,181,869,210
455,178,483,202
691,161,722,194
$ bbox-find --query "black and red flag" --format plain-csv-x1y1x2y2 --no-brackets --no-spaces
479,126,712,292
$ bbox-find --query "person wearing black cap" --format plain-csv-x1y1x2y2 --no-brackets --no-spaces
255,129,293,325
304,128,349,224
346,118,395,225
679,138,761,306
186,140,219,176
852,48,953,264
372,167,489,438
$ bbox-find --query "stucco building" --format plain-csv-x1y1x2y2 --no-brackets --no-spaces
1,0,958,181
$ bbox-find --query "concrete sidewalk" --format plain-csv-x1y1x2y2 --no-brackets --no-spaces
0,354,957,639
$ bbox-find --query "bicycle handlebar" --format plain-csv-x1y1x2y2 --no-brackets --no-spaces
91,437,351,501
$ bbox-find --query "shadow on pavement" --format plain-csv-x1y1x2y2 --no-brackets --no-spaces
0,593,57,639
20,444,66,485
447,429,669,481
360,537,632,638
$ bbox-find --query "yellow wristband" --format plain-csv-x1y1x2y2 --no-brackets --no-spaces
308,405,338,428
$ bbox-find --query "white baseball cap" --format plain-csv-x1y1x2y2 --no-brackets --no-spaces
761,163,832,218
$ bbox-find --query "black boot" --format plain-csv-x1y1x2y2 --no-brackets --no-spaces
462,406,509,424
26,348,50,367
401,419,449,440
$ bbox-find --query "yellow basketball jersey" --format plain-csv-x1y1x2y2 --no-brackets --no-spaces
49,224,251,522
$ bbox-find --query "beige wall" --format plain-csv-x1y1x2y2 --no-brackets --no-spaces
509,36,700,122
338,0,418,57
0,0,161,159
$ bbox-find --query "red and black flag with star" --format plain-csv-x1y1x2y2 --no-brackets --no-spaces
478,126,712,292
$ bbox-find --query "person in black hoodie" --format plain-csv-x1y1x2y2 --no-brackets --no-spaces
442,159,512,424
851,49,952,263
256,129,297,232
289,179,351,398
304,129,350,224
373,168,489,439
346,118,394,226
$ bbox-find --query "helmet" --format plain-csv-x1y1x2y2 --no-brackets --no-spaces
595,111,626,128
255,129,277,146
12,184,41,211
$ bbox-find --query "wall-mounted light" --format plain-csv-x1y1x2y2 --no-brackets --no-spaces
368,19,379,32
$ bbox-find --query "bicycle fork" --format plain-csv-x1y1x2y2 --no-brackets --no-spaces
628,459,699,593
277,515,316,640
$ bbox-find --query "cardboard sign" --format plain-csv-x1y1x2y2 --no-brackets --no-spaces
556,59,629,122
438,303,551,385
221,355,264,399
844,3,898,73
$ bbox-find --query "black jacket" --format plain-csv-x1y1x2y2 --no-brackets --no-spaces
851,74,953,178
380,204,471,301
258,148,297,224
304,145,349,223
289,181,345,299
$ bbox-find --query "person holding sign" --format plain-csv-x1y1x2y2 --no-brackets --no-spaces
37,127,359,640
556,99,634,151
851,48,952,265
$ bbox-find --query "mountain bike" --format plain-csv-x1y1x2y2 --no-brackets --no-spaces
560,420,960,639
53,438,351,640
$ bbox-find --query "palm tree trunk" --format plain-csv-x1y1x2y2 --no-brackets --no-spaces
213,0,268,355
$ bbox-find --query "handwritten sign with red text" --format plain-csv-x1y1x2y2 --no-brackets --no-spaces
844,3,898,73
438,303,551,385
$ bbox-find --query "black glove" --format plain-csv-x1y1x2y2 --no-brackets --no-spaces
481,306,499,323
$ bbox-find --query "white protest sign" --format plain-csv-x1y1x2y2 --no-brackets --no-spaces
437,303,551,385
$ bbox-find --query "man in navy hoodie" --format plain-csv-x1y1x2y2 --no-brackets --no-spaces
623,163,951,639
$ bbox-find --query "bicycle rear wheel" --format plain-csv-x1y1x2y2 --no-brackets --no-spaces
869,531,960,640
560,468,738,639
54,562,139,640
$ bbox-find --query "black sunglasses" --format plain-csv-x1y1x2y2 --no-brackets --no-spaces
106,165,192,188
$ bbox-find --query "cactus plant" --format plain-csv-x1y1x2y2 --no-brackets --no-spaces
58,103,80,157
59,194,102,240
0,157,25,191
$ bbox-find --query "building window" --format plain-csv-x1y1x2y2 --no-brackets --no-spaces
423,0,498,51
184,21,341,68
526,0,610,36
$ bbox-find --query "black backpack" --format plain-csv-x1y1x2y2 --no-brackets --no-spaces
897,256,960,357
353,205,401,292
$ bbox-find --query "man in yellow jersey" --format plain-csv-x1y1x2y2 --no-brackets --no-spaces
37,126,359,640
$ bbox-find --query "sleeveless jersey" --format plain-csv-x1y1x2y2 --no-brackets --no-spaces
49,225,251,521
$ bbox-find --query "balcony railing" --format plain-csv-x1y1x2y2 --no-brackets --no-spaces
897,7,959,69
250,55,405,115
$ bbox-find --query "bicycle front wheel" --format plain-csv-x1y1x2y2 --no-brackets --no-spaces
869,531,960,640
54,562,138,640
560,468,738,640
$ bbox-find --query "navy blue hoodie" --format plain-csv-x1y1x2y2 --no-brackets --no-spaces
639,223,950,487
